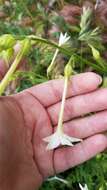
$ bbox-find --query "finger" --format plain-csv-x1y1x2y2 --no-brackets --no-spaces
61,111,107,138
48,88,107,125
54,134,107,173
27,72,101,107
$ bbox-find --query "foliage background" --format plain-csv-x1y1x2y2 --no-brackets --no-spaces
0,0,107,189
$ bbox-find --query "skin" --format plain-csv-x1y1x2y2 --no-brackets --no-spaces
0,72,107,190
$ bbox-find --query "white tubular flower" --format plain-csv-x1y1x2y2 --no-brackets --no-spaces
43,131,82,150
45,60,82,150
47,32,70,77
59,32,70,46
79,183,89,190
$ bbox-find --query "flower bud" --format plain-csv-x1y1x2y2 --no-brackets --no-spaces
64,62,73,77
0,34,16,50
90,45,100,60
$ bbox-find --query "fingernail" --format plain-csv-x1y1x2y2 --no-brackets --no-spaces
97,75,102,85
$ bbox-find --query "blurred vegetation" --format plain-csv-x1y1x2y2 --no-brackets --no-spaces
0,0,107,189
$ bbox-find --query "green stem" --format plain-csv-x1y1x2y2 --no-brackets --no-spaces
57,76,68,134
47,48,59,77
0,40,29,95
14,35,73,57
14,35,107,74
27,35,72,56
29,36,107,72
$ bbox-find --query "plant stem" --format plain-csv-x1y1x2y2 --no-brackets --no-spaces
0,40,29,95
15,35,75,58
57,76,68,134
47,48,59,77
27,35,72,56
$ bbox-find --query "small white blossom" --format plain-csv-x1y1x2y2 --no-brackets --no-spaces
43,131,82,150
47,32,70,77
79,183,89,190
59,33,70,46
47,175,69,185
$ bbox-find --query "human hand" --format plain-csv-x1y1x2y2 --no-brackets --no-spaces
0,72,107,190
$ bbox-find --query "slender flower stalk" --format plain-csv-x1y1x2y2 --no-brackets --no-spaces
0,39,30,95
44,57,82,150
47,48,59,78
47,33,70,78
57,75,68,134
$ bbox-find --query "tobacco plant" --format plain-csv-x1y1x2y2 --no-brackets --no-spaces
0,1,107,190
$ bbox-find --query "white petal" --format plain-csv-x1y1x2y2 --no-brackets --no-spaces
59,32,70,46
43,135,54,142
79,184,83,190
46,138,60,150
47,175,69,185
60,135,74,146
43,132,61,150
43,131,83,150
64,134,82,143
79,183,89,190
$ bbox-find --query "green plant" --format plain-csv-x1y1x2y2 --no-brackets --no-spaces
0,1,107,190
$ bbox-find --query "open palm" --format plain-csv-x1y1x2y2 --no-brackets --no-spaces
3,72,107,190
